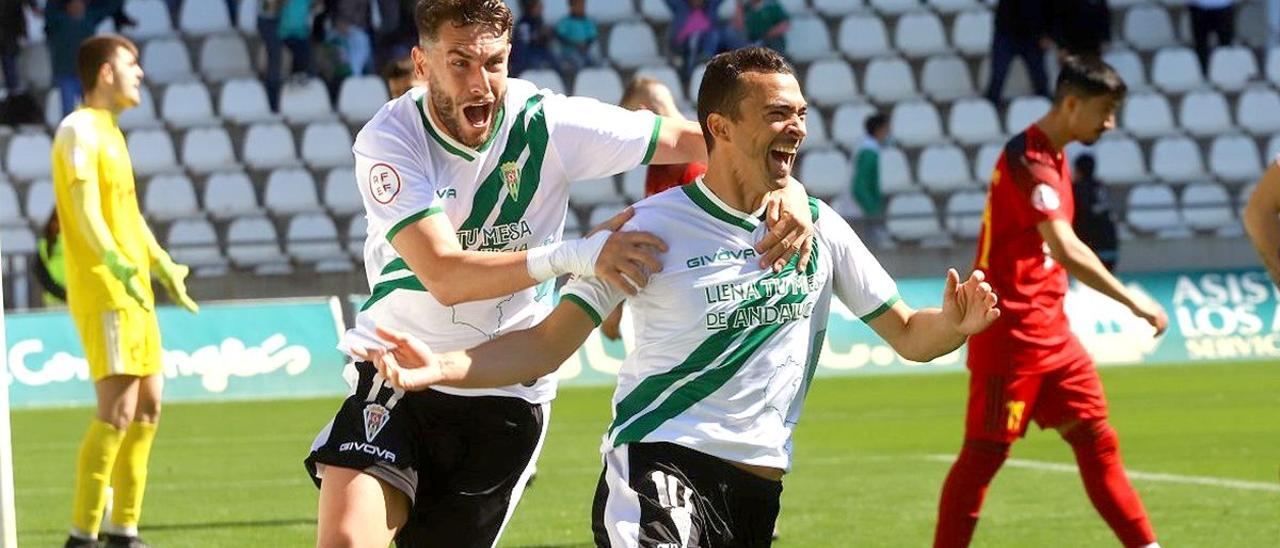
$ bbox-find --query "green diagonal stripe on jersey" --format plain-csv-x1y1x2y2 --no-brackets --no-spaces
488,98,549,234
360,275,427,311
459,94,547,236
380,258,409,276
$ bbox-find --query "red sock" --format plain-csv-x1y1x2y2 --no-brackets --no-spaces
1064,420,1157,547
933,440,1009,548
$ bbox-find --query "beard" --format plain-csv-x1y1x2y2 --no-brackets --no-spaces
427,77,499,149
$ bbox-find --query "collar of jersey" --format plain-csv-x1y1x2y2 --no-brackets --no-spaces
683,177,763,232
415,95,506,162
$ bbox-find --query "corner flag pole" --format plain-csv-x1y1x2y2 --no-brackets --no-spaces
0,242,19,548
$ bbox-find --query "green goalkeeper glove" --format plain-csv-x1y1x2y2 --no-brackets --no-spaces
153,255,198,314
103,249,151,310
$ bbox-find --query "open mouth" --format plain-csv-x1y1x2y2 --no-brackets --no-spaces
769,141,799,173
463,102,492,128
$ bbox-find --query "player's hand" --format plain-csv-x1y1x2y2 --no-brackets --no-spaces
350,326,448,392
756,179,814,272
1130,298,1168,337
600,303,624,341
590,207,668,295
942,268,1000,336
154,256,199,314
103,250,151,311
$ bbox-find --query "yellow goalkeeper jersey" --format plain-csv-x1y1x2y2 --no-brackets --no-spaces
51,107,154,314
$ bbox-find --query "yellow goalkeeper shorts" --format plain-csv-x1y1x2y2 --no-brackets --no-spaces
73,307,164,381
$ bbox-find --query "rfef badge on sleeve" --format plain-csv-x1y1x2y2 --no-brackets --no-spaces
369,163,402,204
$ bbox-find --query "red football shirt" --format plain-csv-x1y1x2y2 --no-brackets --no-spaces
645,162,707,197
968,125,1086,373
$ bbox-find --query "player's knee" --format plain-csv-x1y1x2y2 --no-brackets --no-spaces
97,402,135,430
133,400,161,424
1062,419,1119,452
962,439,1011,459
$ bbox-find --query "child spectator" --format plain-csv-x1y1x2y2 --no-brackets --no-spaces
555,0,601,74
512,0,560,76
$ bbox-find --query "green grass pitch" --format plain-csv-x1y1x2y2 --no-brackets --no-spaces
12,362,1279,546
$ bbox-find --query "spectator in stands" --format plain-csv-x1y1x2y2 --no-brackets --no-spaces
322,0,373,79
106,1,136,31
1070,154,1118,271
512,0,561,76
380,55,423,98
0,0,40,95
734,0,790,54
258,0,315,113
985,0,1052,105
1189,0,1236,74
36,212,67,307
668,0,728,78
853,113,890,247
1243,154,1280,287
555,0,602,74
1051,0,1111,59
372,0,415,71
46,0,125,116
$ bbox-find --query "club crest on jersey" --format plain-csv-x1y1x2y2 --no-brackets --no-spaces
363,403,391,442
501,161,521,200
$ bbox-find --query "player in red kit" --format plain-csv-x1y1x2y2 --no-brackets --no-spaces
933,56,1169,548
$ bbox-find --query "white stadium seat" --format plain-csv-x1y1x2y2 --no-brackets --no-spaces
520,68,567,94
831,102,878,150
890,100,944,147
5,131,52,181
287,213,347,264
805,60,858,108
141,38,194,85
167,219,226,270
1005,96,1051,133
895,12,948,59
339,75,390,123
837,14,891,60
242,123,298,170
886,193,943,243
633,65,687,108
281,78,335,124
1236,86,1280,136
929,0,978,13
0,183,21,228
179,0,232,36
204,171,260,220
0,226,36,255
1103,49,1148,92
116,0,173,40
870,0,922,15
219,78,277,125
587,0,635,22
116,85,160,130
1208,46,1259,92
1181,182,1235,232
1121,93,1177,139
125,130,179,177
918,144,973,193
620,168,646,202
1179,90,1232,138
973,142,1003,183
879,147,915,194
951,10,993,57
785,16,835,63
161,82,219,128
43,87,61,128
1093,136,1147,185
1150,136,1206,183
797,149,851,200
143,174,200,221
816,0,863,17
18,43,51,90
921,55,974,102
1124,6,1178,51
687,63,707,104
323,168,362,215
1126,184,1182,233
864,57,917,104
199,34,254,82
572,67,624,105
948,99,1002,146
569,178,621,208
608,22,663,69
182,126,240,175
1152,47,1205,93
639,0,673,22
1209,134,1263,183
802,110,829,150
1267,47,1280,86
1268,134,1280,163
23,180,54,224
264,168,322,215
226,216,285,268
778,0,811,14
301,122,355,169
944,190,986,239
346,215,368,257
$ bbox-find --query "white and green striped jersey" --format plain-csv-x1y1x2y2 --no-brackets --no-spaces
562,179,900,470
347,79,661,404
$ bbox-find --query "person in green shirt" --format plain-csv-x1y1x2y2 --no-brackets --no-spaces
737,0,790,53
36,211,68,306
853,113,890,246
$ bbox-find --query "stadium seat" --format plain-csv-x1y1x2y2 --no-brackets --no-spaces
918,144,973,193
242,123,298,170
863,57,917,104
572,67,624,105
929,0,979,13
301,122,355,169
1179,90,1232,138
620,168,646,202
167,218,226,270
1102,49,1149,92
281,78,335,124
1268,47,1280,86
920,55,974,102
226,216,285,268
338,76,390,124
569,178,621,208
323,168,362,215
0,225,37,255
837,14,891,60
895,12,948,59
973,142,1002,182
1093,136,1147,185
219,78,277,125
5,131,51,181
1209,134,1264,184
1268,134,1280,163
114,0,172,40
346,214,368,258
948,99,1002,146
23,180,53,224
204,171,260,220
143,174,200,221
784,16,835,63
0,182,21,228
976,55,1041,101
778,0,811,14
287,213,348,265
43,87,61,128
885,193,943,243
831,102,878,150
264,168,322,215
797,149,850,200
802,110,829,150
520,68,567,94
1150,136,1206,183
608,22,663,68
125,130,179,177
1208,46,1259,92
951,10,993,57
235,0,258,32
639,0,673,22
805,60,858,108
633,65,687,107
1005,96,1051,133
1236,86,1280,136
179,0,232,36
870,0,922,15
587,202,629,228
115,85,160,130
687,63,707,103
586,0,635,22
1124,6,1178,51
17,43,51,90
1126,184,1183,234
1181,182,1235,232
1121,93,1177,139
815,0,863,17
1152,47,1205,93
182,126,240,175
541,0,568,23
944,190,986,239
141,38,195,85
199,34,254,82
879,147,915,194
161,82,219,128
889,100,944,147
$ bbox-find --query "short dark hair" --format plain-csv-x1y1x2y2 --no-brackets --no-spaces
1074,153,1097,178
864,113,888,136
1053,55,1127,103
415,0,513,43
696,47,795,152
77,34,138,92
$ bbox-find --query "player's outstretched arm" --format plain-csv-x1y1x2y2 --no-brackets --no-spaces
1038,219,1168,335
648,117,709,166
352,301,598,391
867,269,1000,362
1243,163,1280,288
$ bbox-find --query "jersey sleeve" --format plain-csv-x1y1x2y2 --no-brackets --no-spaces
353,123,444,243
543,92,662,182
56,117,100,188
815,201,901,322
1005,149,1070,226
560,275,625,326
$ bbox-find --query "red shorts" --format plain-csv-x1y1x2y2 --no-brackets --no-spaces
964,355,1109,443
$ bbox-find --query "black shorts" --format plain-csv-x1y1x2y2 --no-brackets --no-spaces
592,442,782,548
305,362,548,548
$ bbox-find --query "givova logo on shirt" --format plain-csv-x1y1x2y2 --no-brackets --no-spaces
686,247,758,268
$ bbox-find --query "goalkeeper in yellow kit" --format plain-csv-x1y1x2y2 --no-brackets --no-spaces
51,35,198,548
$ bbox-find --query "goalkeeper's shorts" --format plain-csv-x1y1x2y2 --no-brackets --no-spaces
72,306,164,381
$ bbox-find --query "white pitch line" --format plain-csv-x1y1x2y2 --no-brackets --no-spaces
923,454,1280,493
